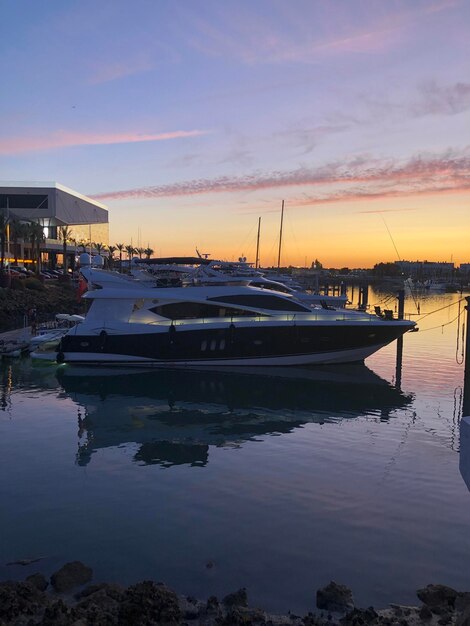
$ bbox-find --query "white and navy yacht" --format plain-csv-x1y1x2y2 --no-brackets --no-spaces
57,266,415,367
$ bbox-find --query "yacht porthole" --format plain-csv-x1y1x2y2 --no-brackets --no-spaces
201,340,207,351
210,339,217,351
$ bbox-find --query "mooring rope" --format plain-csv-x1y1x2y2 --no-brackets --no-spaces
369,292,397,309
415,297,465,322
404,279,422,315
415,310,464,333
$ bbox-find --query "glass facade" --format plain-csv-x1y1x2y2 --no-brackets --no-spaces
69,223,109,247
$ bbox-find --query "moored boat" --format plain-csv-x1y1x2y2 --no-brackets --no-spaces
30,314,85,360
57,279,415,367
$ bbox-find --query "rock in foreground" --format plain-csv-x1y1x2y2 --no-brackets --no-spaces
1,563,470,626
316,580,355,612
50,560,93,592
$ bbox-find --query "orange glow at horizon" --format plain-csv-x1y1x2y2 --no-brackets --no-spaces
108,190,470,269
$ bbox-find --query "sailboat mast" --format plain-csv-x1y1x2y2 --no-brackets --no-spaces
277,200,284,270
255,216,261,269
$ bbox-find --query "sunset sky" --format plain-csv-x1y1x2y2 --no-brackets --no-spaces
1,0,469,267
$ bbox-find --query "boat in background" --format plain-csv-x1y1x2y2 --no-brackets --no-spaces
424,279,459,292
0,338,30,359
178,260,349,308
81,250,349,308
30,314,84,360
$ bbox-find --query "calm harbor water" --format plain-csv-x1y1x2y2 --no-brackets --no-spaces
1,287,470,613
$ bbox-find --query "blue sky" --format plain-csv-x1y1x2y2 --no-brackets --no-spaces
2,0,469,266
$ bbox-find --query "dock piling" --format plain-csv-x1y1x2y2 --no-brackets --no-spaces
358,284,369,310
397,289,405,320
463,297,470,417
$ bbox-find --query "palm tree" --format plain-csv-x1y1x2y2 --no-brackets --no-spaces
125,244,135,262
10,219,21,265
12,221,29,265
136,247,144,259
107,245,117,269
26,221,45,274
58,225,73,276
95,242,104,256
144,247,154,260
116,243,124,273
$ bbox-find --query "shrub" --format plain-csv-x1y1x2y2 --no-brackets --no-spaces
25,278,46,291
10,278,25,290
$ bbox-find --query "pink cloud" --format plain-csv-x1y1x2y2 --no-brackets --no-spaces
0,129,209,155
188,19,398,63
274,124,350,154
413,81,470,116
355,207,419,214
92,149,470,205
295,183,470,207
184,0,458,64
89,58,154,85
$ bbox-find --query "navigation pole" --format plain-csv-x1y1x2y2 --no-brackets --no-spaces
277,200,284,270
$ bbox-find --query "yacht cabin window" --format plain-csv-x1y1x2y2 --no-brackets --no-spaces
149,301,267,320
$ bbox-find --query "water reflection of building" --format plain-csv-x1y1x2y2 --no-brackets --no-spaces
459,416,470,492
57,366,413,468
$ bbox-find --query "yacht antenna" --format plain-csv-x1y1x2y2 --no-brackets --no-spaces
195,248,210,259
255,217,261,269
277,200,284,270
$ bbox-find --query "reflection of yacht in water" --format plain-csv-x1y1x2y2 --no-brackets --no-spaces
460,416,470,492
57,366,413,468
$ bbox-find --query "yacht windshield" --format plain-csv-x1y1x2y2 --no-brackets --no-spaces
207,294,310,312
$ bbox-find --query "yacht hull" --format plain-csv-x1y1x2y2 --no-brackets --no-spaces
59,321,412,367
60,344,386,366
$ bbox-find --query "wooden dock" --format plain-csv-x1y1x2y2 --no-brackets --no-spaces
0,327,32,357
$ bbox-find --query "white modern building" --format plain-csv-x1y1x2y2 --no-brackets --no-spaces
0,182,109,266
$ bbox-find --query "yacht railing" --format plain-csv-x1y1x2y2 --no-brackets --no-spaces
139,310,379,327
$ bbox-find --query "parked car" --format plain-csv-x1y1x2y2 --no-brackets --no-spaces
10,265,34,276
8,269,26,279
42,270,58,279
